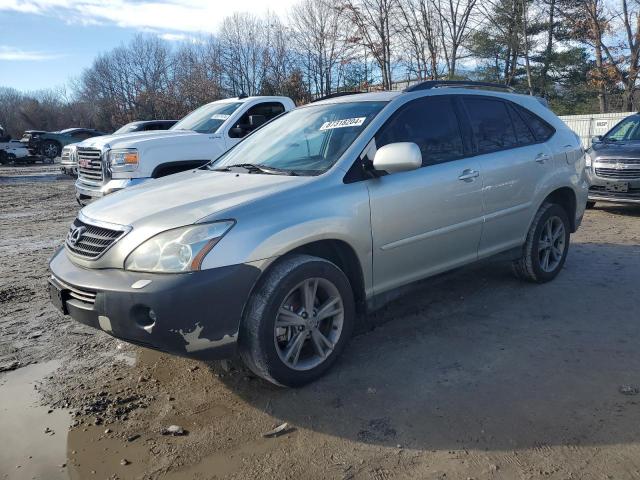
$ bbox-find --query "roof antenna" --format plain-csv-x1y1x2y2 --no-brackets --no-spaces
238,92,248,99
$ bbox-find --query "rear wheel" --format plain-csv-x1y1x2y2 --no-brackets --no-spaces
40,140,60,160
239,254,355,387
512,202,571,283
0,150,7,165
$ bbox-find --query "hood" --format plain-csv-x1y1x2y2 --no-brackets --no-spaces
78,129,203,151
590,140,640,159
81,169,310,228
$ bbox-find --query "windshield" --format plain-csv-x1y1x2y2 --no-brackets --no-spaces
113,123,141,134
171,102,243,134
604,116,640,141
212,101,387,175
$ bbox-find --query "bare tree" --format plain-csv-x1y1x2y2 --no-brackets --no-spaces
290,0,352,96
219,13,268,95
344,0,399,89
397,0,443,79
435,0,479,78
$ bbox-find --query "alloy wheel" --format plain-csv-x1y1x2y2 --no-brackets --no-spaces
274,277,344,371
538,215,566,273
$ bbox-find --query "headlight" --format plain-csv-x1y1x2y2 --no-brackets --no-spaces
109,148,139,172
585,153,592,167
124,221,234,273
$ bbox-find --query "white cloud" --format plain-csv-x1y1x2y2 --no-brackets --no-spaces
0,0,297,33
0,45,64,61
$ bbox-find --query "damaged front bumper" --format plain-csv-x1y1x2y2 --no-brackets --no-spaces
48,248,261,360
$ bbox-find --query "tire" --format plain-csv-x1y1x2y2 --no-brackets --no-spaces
239,254,355,387
0,150,7,165
40,140,60,159
512,202,571,283
586,201,596,209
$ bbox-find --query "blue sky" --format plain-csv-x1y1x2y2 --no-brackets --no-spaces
0,0,296,93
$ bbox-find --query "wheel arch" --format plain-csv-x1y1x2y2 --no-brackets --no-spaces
541,186,578,232
151,160,210,178
249,239,367,316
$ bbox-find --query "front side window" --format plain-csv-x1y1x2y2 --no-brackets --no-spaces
171,102,243,134
464,97,518,154
212,101,386,175
375,96,464,166
604,116,640,141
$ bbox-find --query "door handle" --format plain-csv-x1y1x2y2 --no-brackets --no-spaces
535,153,551,164
458,169,479,182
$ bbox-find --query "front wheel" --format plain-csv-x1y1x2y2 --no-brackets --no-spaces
512,202,571,283
239,254,355,387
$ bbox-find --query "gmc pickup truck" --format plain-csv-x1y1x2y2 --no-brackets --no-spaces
74,96,295,204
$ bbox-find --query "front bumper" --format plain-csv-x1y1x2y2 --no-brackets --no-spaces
48,248,261,360
75,178,150,204
586,168,640,204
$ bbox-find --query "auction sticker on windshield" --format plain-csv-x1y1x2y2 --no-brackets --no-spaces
320,117,366,131
211,114,231,120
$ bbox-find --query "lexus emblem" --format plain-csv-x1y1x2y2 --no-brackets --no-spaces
68,226,86,246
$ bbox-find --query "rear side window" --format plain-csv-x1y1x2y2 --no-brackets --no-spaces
464,97,518,154
513,104,555,141
375,96,464,166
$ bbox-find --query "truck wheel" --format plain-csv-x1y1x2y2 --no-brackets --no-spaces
0,150,7,165
239,254,355,387
512,202,570,283
41,141,60,160
586,201,596,209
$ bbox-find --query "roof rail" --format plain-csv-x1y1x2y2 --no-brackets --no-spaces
404,80,515,93
311,91,363,103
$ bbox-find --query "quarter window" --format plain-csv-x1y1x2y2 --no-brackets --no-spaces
375,96,464,166
464,97,518,154
514,104,555,141
507,103,536,145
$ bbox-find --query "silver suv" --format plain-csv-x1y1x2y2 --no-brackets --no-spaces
48,81,588,387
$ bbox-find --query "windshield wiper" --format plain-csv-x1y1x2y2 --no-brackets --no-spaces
213,163,298,176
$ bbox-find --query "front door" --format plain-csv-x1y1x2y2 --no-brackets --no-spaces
367,95,484,294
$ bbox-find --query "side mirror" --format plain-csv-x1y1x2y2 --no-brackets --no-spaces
591,135,603,145
249,115,266,128
372,142,422,174
229,127,246,139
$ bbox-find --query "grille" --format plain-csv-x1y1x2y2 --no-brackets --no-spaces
596,158,640,165
594,167,640,179
77,148,104,184
65,217,127,259
51,275,96,305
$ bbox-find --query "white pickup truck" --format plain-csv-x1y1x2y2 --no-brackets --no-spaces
74,95,295,204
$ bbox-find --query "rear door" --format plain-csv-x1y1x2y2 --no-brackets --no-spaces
461,96,555,258
367,95,484,294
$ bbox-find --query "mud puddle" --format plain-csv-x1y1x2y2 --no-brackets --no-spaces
0,361,71,480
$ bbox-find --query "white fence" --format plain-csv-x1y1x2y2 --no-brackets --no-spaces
559,112,634,148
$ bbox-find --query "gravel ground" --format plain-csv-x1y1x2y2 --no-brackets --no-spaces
1,163,640,480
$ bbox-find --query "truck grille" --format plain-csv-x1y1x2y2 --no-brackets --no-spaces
65,217,127,259
77,148,104,184
51,275,96,305
594,167,640,179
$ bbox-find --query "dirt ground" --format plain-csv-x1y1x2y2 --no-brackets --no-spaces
1,163,640,480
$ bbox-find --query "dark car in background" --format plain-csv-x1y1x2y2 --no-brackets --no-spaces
21,128,107,160
113,120,178,135
587,114,640,206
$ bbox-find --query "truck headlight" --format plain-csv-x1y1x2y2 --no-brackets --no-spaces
124,221,234,273
109,148,139,172
585,153,592,167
